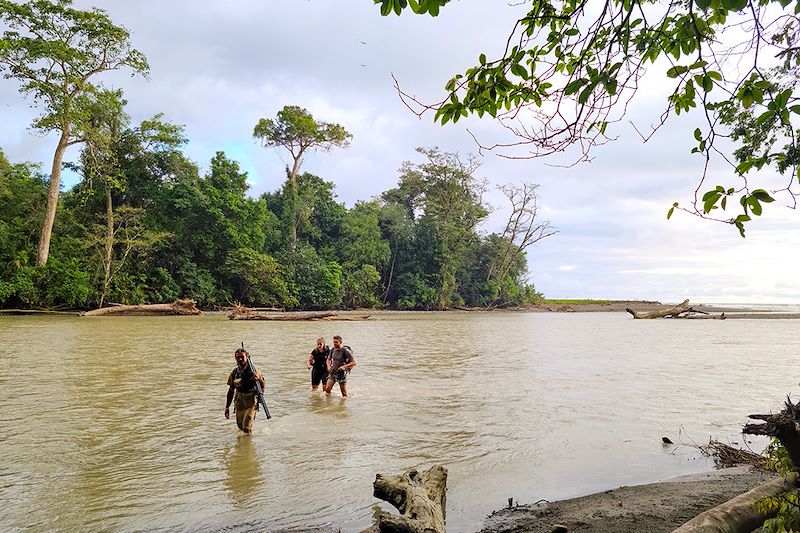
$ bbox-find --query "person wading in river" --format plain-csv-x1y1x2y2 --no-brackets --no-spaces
306,337,330,392
224,347,265,434
324,335,357,397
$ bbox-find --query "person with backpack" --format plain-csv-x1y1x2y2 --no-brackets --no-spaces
224,347,266,434
306,337,330,391
324,335,357,397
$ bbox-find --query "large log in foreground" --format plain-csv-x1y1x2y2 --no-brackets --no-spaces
671,473,798,533
368,465,448,533
626,299,725,320
82,299,201,316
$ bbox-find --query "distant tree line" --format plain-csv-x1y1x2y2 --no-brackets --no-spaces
0,105,555,310
0,0,555,311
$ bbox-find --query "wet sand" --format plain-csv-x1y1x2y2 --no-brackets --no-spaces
478,466,776,533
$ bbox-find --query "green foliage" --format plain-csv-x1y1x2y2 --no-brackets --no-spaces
285,245,342,310
341,264,383,308
0,258,90,308
223,247,294,307
755,438,800,532
394,271,437,310
253,106,352,158
0,153,46,271
371,0,800,234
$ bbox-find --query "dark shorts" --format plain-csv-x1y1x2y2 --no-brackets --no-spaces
311,366,329,386
328,369,348,384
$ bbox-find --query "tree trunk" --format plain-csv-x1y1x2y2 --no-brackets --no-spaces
367,465,447,533
626,299,695,319
671,474,798,533
37,128,71,266
82,299,201,316
100,185,114,308
288,155,302,252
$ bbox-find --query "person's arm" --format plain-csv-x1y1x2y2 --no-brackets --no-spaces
224,386,234,419
306,352,313,370
341,350,357,371
253,366,266,389
326,352,332,372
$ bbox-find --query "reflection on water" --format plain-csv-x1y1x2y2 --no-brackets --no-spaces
224,437,263,506
1,312,799,532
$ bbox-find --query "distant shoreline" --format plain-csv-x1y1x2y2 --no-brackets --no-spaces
4,300,800,318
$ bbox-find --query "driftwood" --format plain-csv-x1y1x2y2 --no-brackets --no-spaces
743,397,800,470
228,310,337,320
227,305,370,321
366,465,448,533
626,299,725,320
81,299,201,316
0,309,80,315
699,440,767,469
671,473,798,533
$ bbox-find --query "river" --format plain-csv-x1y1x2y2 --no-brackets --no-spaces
1,311,797,532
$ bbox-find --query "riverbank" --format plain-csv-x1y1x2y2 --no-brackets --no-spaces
479,466,776,533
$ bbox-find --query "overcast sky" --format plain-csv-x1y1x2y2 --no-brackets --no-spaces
2,1,798,305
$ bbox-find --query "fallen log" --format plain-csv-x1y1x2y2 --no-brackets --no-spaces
626,299,725,319
367,465,448,533
82,299,201,316
0,309,80,315
671,473,798,533
228,310,337,321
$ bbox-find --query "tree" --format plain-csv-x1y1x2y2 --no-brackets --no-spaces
0,0,149,265
73,89,130,306
253,105,351,249
390,148,489,309
487,182,556,284
372,0,800,235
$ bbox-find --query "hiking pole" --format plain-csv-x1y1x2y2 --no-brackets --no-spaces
242,341,271,419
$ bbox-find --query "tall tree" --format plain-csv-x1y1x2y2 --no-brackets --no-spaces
487,183,556,283
372,0,800,234
253,105,351,249
0,0,149,265
73,89,129,306
396,148,489,309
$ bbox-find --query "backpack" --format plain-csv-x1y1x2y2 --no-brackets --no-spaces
340,345,354,372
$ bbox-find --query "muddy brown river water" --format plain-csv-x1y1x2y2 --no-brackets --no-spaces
1,311,797,532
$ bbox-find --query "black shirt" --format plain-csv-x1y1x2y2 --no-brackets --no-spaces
311,346,330,367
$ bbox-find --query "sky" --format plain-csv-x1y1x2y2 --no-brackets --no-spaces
1,0,799,305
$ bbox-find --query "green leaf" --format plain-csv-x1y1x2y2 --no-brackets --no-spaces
667,65,689,78
751,189,775,203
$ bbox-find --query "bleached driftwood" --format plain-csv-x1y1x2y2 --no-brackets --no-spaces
626,299,724,320
368,465,448,533
671,474,798,533
82,299,201,316
227,305,369,321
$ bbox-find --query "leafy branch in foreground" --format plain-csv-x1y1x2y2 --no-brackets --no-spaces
372,0,800,235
